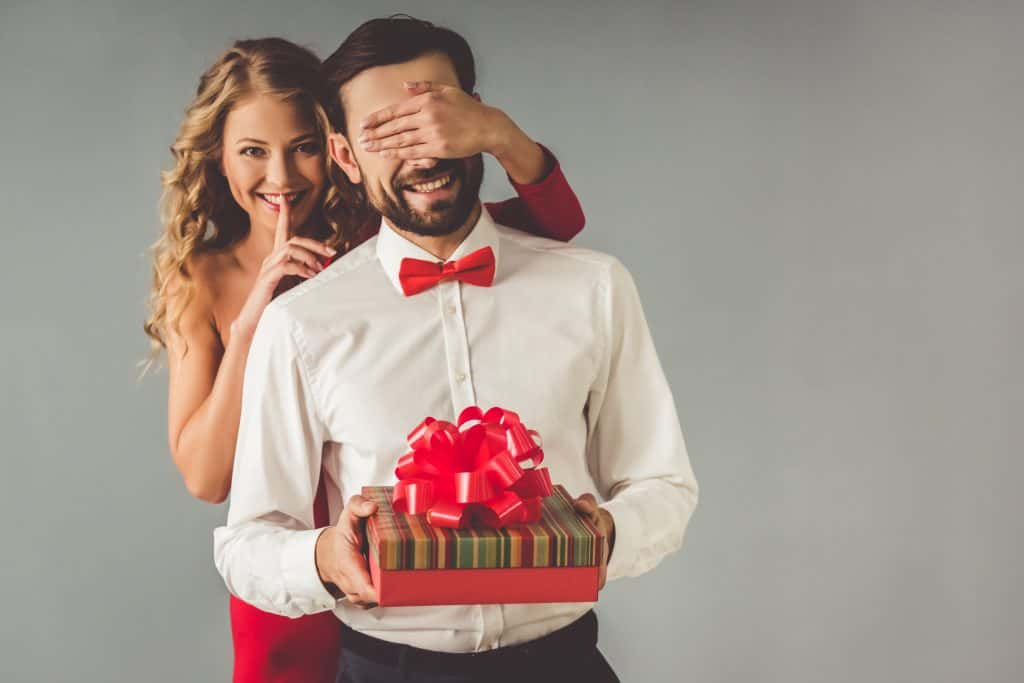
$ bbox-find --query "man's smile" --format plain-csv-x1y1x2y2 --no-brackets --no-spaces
401,171,460,204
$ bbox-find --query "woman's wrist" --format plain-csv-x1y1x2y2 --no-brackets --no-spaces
228,317,257,346
486,108,548,185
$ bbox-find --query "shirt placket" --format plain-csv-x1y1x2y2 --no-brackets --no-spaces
437,279,476,420
437,279,502,648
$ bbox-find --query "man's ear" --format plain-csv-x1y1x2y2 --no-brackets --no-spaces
328,132,363,185
472,92,482,103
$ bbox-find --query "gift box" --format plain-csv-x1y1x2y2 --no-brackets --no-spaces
363,406,605,606
364,483,604,606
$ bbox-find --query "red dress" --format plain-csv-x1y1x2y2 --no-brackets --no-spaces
229,151,585,683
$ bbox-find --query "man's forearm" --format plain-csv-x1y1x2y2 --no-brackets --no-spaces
214,522,339,618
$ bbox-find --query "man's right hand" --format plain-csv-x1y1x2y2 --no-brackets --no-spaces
315,494,379,609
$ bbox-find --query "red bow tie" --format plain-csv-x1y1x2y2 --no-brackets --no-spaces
398,246,496,296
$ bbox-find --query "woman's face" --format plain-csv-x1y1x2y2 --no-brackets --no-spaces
221,94,326,236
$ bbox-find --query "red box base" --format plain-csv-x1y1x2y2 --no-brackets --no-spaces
369,549,599,607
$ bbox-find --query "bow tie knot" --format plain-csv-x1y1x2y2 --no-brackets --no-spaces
399,246,496,296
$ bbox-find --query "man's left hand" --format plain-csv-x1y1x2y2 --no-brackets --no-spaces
572,493,615,590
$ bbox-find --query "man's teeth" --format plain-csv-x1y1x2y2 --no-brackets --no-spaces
408,175,453,193
261,192,300,205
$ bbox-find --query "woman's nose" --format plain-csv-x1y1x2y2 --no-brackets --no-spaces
265,151,299,186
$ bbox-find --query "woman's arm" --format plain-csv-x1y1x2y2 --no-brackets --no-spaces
166,204,334,504
165,278,245,504
357,84,585,242
483,140,586,242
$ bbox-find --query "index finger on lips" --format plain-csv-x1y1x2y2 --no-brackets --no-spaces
273,195,291,249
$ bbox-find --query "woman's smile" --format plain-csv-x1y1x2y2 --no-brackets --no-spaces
255,190,309,213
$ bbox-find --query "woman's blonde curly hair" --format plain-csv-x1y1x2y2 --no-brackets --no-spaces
143,37,363,368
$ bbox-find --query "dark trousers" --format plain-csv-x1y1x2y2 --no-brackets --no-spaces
335,611,619,683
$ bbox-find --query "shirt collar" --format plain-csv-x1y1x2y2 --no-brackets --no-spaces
376,204,501,295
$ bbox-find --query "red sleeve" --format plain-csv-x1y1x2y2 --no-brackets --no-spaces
483,145,585,242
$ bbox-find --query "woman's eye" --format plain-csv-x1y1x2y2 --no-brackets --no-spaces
296,142,322,155
240,146,265,158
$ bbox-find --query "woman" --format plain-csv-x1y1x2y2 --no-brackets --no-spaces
143,38,584,683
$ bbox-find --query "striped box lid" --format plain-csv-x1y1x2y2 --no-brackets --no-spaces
364,485,605,571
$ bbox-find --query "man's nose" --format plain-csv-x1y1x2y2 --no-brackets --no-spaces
406,157,439,171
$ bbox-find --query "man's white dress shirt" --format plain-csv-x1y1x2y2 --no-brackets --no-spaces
214,207,699,653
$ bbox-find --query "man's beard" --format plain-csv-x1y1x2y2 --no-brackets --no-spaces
367,155,484,237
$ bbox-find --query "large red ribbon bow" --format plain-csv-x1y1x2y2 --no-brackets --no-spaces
391,406,554,528
398,246,496,297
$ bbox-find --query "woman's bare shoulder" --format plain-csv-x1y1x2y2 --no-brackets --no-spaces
194,246,245,291
164,249,238,340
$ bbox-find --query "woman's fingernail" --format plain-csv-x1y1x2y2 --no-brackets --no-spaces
327,246,337,255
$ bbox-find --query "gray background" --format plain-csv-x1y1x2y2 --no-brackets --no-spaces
1,0,1019,681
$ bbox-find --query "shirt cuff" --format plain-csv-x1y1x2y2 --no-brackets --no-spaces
507,144,562,195
599,498,642,583
281,528,340,611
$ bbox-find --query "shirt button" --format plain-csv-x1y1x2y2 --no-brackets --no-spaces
445,304,457,316
455,372,467,383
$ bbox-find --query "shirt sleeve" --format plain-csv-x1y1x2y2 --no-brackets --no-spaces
212,304,339,618
586,258,700,582
483,145,585,242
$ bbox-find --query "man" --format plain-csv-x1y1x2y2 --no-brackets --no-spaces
215,16,699,683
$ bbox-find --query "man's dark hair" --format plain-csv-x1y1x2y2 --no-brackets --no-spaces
322,15,477,134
